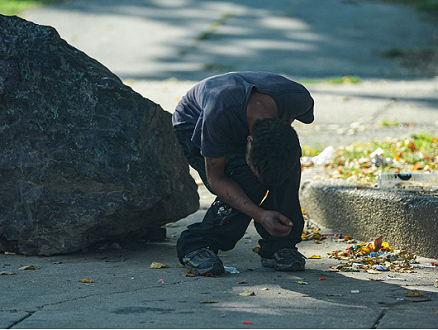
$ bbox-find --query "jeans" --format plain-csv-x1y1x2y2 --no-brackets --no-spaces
174,128,304,260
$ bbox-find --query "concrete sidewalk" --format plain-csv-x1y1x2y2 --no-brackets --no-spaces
2,0,437,328
1,211,438,329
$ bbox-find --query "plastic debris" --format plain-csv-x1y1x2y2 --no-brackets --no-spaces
236,280,247,284
434,279,438,288
239,291,255,296
410,263,436,268
157,278,165,284
224,266,240,274
319,277,326,280
243,321,252,325
351,290,360,294
4,252,16,255
296,281,308,285
385,276,406,281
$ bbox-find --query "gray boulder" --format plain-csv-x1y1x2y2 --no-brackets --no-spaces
0,15,199,256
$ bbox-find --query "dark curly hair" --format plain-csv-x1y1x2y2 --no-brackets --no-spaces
249,118,301,187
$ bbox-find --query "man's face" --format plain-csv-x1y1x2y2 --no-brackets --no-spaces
246,135,259,178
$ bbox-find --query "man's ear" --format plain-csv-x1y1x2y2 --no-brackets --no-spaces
247,135,253,143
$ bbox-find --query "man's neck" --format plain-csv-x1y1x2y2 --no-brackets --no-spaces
246,89,278,134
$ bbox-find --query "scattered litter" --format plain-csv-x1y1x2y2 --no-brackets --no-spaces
243,321,252,325
252,246,260,253
4,252,16,255
328,235,418,274
296,281,308,285
410,263,436,268
260,287,269,291
157,278,165,284
351,290,360,294
79,278,93,283
18,265,40,271
434,279,438,288
0,271,15,275
239,291,255,296
224,266,240,274
367,269,382,274
176,263,184,268
236,280,247,284
385,276,406,281
149,262,169,269
319,277,326,281
200,300,218,303
370,278,384,281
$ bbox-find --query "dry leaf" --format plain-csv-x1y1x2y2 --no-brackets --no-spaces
252,246,260,253
0,271,15,275
405,290,425,297
369,278,384,281
296,281,308,285
260,287,269,291
182,270,196,277
200,300,218,303
164,222,178,227
79,278,93,283
18,265,40,271
239,291,255,296
308,255,321,259
149,262,169,269
236,280,247,284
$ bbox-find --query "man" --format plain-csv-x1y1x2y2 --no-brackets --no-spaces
172,71,314,276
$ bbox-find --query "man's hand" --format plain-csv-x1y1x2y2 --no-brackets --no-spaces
258,210,293,237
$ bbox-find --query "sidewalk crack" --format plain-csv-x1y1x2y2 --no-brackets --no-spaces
371,308,388,329
6,309,39,329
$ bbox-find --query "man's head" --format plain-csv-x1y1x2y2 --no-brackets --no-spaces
246,118,301,187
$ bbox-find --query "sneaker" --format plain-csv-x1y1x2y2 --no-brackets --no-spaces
261,248,306,271
182,248,225,276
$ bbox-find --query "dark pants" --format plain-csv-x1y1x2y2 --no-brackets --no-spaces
174,129,304,260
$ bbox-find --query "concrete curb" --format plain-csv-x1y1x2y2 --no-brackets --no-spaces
299,179,438,259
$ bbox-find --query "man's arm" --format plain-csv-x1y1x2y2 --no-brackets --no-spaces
205,156,293,237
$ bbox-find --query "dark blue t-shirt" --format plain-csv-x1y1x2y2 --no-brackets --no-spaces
172,72,314,158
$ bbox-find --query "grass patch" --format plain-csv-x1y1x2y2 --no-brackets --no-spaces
0,0,64,16
303,132,438,186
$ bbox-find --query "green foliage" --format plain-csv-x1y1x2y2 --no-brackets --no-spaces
0,0,63,16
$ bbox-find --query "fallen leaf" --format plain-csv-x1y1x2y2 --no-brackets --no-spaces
405,290,425,297
149,262,169,269
296,281,308,285
252,246,260,253
373,235,383,252
182,270,196,277
164,222,178,227
200,300,218,303
236,280,247,284
308,255,321,259
239,291,255,296
0,271,15,275
260,287,269,291
369,278,384,281
176,263,184,268
18,265,40,271
79,278,93,283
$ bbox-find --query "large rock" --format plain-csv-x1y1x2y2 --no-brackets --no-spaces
0,15,199,256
